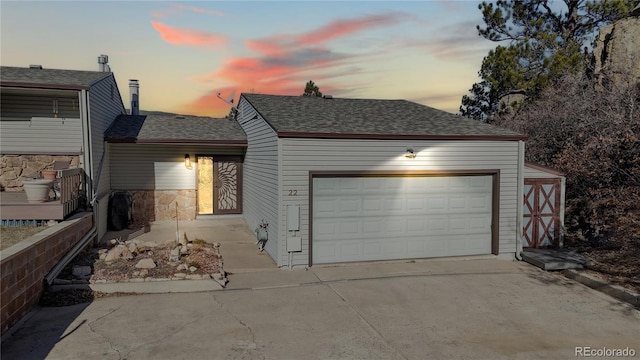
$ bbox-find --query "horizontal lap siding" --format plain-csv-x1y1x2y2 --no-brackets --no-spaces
280,139,520,267
88,76,125,240
0,117,83,154
110,144,243,190
237,101,279,263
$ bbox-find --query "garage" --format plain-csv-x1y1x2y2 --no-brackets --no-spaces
312,174,495,264
237,94,526,268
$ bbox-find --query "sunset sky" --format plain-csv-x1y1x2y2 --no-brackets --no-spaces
1,1,496,117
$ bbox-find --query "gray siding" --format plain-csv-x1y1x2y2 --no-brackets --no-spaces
280,139,521,267
88,75,125,198
110,144,243,190
0,117,83,154
237,100,280,263
87,75,124,240
0,91,81,120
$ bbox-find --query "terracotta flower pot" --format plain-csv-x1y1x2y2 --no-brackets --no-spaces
41,170,57,180
23,179,54,203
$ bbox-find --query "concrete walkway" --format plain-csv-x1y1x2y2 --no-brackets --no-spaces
3,258,640,360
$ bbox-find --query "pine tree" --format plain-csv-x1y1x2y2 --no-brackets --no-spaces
460,0,634,121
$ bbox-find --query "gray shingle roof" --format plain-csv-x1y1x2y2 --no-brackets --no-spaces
241,94,524,139
0,66,111,89
105,114,247,145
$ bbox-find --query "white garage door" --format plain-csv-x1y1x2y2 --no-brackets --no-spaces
312,175,493,264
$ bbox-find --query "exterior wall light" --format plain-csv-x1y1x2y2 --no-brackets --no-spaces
405,148,417,159
184,154,192,169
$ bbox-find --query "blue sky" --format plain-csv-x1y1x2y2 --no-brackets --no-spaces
1,1,496,116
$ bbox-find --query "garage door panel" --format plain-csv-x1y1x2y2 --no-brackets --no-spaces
339,199,360,214
470,195,490,210
313,175,492,264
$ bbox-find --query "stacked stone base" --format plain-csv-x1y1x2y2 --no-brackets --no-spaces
124,189,197,223
0,155,80,191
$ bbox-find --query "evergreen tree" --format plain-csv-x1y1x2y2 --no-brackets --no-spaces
302,80,323,97
460,0,634,121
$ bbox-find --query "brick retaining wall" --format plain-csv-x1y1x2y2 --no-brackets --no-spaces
0,213,93,336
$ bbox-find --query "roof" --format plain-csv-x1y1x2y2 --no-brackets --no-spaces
0,66,112,90
105,113,247,146
240,94,525,140
525,162,565,177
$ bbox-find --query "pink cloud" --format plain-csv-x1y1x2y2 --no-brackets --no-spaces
181,13,411,116
297,14,406,45
246,13,408,56
152,3,225,18
151,21,226,49
173,3,225,17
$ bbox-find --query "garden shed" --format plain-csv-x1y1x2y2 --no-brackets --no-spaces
236,94,527,268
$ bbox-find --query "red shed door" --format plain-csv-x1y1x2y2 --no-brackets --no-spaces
523,179,561,248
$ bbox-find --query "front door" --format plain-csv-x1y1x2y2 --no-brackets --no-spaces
197,156,242,215
523,178,561,248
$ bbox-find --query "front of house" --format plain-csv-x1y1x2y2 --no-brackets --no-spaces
105,113,247,224
236,94,529,268
1,62,564,269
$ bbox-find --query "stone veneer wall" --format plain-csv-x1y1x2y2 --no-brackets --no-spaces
0,155,80,191
0,213,93,336
127,190,197,224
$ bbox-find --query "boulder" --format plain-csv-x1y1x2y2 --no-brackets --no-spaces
593,14,640,86
135,258,156,269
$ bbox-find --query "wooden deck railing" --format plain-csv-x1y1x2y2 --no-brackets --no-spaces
57,168,84,218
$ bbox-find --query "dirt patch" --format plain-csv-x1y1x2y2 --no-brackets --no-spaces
0,225,48,250
571,244,640,294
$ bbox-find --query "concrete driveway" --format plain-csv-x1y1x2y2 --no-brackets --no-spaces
2,259,639,359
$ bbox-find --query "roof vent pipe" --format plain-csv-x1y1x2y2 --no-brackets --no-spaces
129,79,140,116
98,54,110,72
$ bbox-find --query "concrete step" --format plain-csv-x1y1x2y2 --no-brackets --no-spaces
522,248,585,271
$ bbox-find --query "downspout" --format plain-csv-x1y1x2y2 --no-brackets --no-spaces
515,140,525,260
44,90,100,285
80,89,95,207
44,217,97,286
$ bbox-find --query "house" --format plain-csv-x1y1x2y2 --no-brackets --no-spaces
104,112,247,224
0,57,126,239
236,94,529,268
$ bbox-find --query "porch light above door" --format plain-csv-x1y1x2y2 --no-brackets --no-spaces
184,154,192,169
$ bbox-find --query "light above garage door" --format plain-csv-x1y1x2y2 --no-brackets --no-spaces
312,175,494,264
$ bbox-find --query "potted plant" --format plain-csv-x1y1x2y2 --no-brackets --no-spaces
41,169,57,180
22,179,54,203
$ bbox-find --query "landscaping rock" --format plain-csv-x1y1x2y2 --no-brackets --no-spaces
135,258,156,269
189,266,197,273
169,246,180,262
104,244,133,263
180,244,189,255
139,269,149,278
